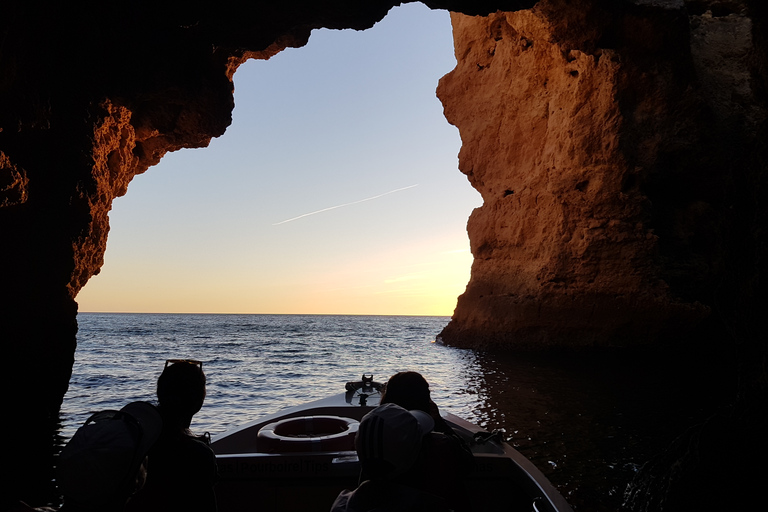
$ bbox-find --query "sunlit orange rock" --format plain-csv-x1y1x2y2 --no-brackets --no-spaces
1,0,766,508
1,2,542,505
436,1,760,349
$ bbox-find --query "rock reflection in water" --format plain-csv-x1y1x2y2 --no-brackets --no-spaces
460,349,733,511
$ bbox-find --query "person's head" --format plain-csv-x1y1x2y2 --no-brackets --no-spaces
157,359,206,422
355,403,434,481
380,371,431,413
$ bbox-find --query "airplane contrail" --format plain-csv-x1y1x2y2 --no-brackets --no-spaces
272,184,419,225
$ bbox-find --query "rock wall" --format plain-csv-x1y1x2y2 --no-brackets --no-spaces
437,0,764,350
1,0,766,509
1,1,540,506
436,1,768,507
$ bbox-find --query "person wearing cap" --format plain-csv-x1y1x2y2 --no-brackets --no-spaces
379,372,474,511
126,360,217,512
330,403,451,512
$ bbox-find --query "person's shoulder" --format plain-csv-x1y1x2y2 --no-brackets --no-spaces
384,482,452,511
155,432,216,470
425,431,475,471
185,433,214,450
334,480,451,512
427,430,466,451
329,488,354,512
331,480,394,512
182,434,217,464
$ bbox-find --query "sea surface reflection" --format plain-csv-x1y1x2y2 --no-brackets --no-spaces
62,313,731,511
465,349,733,510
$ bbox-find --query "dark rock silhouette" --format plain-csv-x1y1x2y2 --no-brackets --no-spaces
1,0,765,509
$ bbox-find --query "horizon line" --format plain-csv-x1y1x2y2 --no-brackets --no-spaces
77,311,452,318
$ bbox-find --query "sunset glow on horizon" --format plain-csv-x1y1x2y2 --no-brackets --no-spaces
75,4,481,317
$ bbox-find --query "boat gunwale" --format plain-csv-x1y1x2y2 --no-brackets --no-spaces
210,391,573,512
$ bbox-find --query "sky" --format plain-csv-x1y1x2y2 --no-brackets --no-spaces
75,4,483,317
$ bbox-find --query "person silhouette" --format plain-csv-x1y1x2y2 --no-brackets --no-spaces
379,371,474,511
330,403,450,512
126,359,217,512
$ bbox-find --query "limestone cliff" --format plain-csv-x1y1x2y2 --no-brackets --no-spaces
1,0,766,509
2,1,540,505
437,0,762,349
435,2,768,507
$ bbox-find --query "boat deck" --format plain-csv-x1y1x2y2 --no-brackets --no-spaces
211,389,572,512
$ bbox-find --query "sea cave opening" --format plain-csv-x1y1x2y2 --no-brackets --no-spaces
64,2,485,446
75,3,480,319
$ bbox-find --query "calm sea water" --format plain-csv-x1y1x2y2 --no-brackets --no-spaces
63,313,728,511
62,313,479,438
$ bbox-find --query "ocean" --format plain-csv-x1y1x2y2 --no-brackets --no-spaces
62,313,475,438
63,313,725,510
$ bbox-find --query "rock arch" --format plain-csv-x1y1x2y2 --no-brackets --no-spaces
1,0,766,507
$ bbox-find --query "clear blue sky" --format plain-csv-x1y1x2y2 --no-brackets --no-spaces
76,3,482,316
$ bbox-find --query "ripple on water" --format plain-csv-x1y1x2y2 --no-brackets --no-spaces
64,313,726,511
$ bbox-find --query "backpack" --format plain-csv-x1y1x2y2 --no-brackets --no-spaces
56,401,162,510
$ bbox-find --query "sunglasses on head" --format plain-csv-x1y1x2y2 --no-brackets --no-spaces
165,359,203,369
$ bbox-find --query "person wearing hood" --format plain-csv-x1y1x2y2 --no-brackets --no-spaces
330,403,450,512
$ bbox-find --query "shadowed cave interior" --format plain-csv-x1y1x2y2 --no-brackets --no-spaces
1,0,767,510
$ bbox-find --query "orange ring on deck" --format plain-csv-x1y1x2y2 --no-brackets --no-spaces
256,415,359,453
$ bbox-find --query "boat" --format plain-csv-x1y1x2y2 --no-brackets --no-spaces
211,375,573,512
